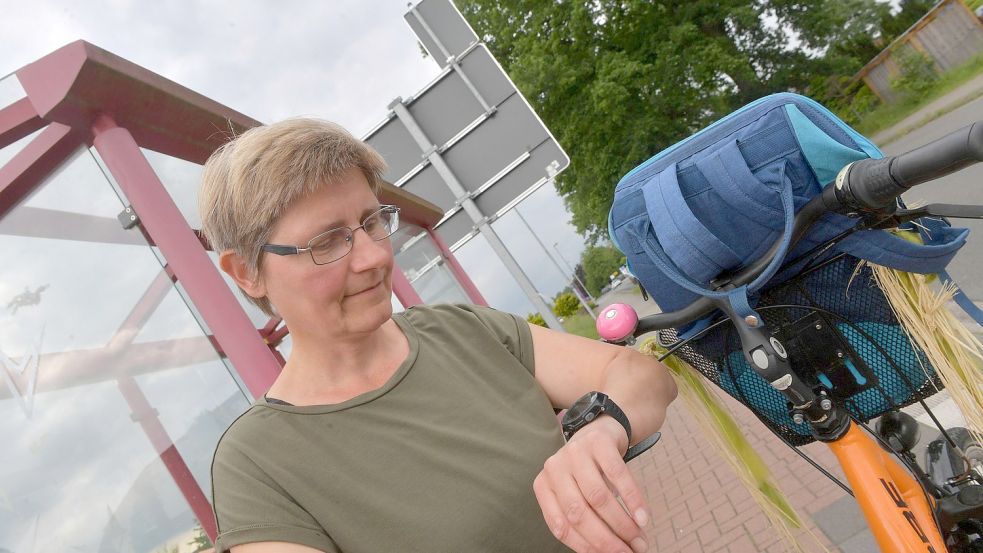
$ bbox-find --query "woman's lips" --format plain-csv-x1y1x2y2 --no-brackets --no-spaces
347,282,382,298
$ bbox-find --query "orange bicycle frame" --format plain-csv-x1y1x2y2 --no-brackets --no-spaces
827,422,947,552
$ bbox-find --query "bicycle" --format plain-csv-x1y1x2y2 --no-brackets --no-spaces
597,121,983,552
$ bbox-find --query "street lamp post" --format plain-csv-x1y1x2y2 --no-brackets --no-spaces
512,209,595,317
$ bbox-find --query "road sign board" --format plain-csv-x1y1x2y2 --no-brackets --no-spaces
363,0,569,249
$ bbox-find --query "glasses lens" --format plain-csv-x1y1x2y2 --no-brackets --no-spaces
363,207,398,241
309,228,353,264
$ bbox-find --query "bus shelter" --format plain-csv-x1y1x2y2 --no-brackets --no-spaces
0,40,485,552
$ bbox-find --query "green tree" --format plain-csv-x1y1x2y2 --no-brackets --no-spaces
457,0,891,240
581,245,626,296
552,292,581,318
188,522,213,553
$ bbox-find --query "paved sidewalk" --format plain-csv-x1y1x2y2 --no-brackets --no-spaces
871,72,983,146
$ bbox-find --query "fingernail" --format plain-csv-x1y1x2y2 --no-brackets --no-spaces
630,537,648,552
634,508,649,527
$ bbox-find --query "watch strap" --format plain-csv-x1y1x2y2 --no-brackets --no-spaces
625,431,662,462
599,394,632,446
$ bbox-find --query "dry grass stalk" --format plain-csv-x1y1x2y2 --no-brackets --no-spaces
639,339,829,553
870,261,983,445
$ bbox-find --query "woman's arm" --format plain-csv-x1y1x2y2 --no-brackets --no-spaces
232,542,326,552
529,323,677,553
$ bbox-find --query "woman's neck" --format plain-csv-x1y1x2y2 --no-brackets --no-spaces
269,318,409,405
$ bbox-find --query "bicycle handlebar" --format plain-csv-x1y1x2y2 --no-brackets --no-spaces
627,121,983,336
837,121,983,211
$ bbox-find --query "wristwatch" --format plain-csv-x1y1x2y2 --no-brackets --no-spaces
561,391,661,462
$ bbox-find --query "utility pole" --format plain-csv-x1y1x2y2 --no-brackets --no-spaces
553,242,594,301
513,209,594,317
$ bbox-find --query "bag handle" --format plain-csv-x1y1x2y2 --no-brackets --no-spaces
642,161,742,282
638,140,797,318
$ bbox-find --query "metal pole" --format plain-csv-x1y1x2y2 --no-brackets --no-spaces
389,99,565,331
514,209,594,317
553,242,594,300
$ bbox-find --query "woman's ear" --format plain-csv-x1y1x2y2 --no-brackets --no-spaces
218,250,267,299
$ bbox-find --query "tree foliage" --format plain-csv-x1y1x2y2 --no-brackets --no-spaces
552,292,581,318
457,0,933,239
581,245,625,296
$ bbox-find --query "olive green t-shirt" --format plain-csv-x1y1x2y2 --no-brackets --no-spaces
211,304,569,553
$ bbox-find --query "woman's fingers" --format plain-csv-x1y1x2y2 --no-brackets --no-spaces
533,472,593,552
544,464,634,553
534,416,654,552
570,443,645,547
593,440,649,530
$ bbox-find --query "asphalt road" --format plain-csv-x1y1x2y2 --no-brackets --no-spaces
881,96,983,303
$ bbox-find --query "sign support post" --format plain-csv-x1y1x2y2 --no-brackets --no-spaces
389,99,564,330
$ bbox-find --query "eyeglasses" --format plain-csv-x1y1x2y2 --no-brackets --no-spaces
261,205,400,265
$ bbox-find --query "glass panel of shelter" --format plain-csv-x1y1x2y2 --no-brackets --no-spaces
0,145,249,552
393,222,470,305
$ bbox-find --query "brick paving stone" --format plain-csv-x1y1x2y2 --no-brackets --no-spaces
726,534,758,552
630,381,855,553
712,502,737,525
697,521,722,545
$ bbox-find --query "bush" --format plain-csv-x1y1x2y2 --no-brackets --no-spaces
891,47,937,101
527,312,547,327
553,292,581,318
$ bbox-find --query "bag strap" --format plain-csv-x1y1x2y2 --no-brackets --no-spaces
639,140,797,321
642,162,742,282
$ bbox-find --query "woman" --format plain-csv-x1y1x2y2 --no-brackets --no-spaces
201,118,677,553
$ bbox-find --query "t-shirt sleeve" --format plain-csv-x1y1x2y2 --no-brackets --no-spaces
211,431,340,553
455,304,536,375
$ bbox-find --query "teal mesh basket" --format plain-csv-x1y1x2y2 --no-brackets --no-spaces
658,253,943,446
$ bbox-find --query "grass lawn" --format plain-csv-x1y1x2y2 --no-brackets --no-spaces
562,312,600,340
854,50,983,138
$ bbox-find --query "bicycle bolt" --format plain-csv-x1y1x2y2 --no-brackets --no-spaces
815,323,822,330
792,413,805,424
744,315,759,327
836,351,844,358
820,398,832,410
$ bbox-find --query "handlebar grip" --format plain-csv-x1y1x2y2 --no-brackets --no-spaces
839,121,983,210
891,121,983,187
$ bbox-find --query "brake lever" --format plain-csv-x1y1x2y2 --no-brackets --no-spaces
860,203,983,230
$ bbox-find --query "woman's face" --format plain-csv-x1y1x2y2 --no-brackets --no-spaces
259,168,395,340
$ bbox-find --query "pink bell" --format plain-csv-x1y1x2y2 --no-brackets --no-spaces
596,303,639,343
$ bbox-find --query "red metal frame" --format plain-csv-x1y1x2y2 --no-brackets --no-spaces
90,114,283,397
0,123,80,219
0,97,45,150
392,264,424,307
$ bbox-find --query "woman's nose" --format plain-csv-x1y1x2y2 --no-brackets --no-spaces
348,228,391,270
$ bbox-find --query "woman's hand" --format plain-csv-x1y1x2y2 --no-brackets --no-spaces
533,416,650,553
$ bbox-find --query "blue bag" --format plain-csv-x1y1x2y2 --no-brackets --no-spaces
608,93,970,444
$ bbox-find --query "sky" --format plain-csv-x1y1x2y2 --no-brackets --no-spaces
0,0,590,319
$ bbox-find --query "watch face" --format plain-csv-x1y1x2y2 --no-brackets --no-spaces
566,391,600,421
563,392,606,436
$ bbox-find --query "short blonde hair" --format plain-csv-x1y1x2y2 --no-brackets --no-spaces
198,118,387,317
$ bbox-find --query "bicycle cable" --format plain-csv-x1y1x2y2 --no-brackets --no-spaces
650,304,856,498
855,417,949,539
